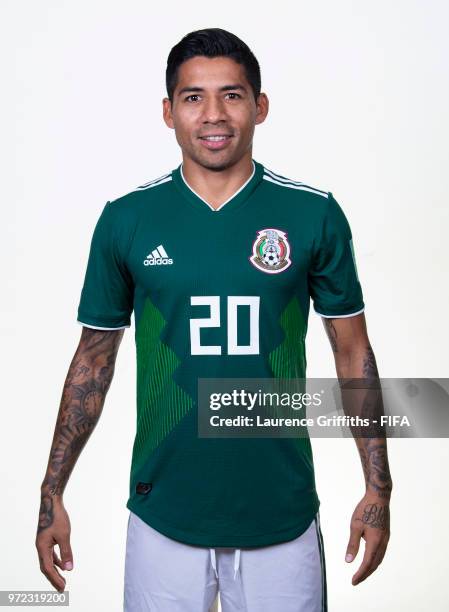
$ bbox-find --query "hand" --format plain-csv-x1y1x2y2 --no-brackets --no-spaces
345,493,390,585
35,494,74,593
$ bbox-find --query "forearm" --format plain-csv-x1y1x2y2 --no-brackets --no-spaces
323,316,391,581
338,346,392,499
324,320,393,499
39,329,123,532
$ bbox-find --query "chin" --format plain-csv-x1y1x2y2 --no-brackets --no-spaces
203,160,233,171
188,153,232,172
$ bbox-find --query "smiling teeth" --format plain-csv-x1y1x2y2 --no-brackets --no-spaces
204,136,227,141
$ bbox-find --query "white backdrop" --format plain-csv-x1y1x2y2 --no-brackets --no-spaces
2,0,448,610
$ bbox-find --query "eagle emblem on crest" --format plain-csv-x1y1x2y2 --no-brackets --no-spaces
249,228,292,274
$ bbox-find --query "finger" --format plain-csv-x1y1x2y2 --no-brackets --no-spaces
353,531,390,585
372,538,388,567
58,536,74,571
352,536,383,585
38,543,67,593
52,549,63,570
345,523,362,563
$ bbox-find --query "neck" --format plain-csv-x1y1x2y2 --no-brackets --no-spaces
181,154,254,210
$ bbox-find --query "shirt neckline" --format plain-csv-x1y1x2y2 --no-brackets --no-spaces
171,159,264,215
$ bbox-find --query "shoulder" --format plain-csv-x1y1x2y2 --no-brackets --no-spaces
107,169,174,211
261,164,330,201
95,169,173,248
259,164,345,227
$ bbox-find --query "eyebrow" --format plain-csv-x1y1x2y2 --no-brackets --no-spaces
177,84,248,96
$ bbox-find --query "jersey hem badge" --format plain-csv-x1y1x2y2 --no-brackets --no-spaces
249,228,292,274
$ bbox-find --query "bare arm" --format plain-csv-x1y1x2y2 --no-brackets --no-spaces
36,327,125,592
323,313,393,585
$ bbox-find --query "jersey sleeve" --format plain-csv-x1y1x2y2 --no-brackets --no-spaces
76,201,134,329
308,192,365,318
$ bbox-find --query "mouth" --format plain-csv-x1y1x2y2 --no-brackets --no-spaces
198,134,234,150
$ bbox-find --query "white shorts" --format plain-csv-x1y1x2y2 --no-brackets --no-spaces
124,511,327,612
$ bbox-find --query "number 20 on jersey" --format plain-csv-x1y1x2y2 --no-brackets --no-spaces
189,296,260,356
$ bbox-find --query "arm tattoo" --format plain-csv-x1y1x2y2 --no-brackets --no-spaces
340,344,393,500
362,344,379,378
38,328,124,533
323,319,338,352
359,346,392,497
357,439,393,498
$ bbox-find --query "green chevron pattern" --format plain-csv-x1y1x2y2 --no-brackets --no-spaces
269,295,307,379
132,296,193,471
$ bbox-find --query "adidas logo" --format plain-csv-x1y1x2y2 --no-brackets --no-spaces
143,244,173,266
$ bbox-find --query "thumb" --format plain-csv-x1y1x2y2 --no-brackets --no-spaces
345,526,362,563
58,538,74,571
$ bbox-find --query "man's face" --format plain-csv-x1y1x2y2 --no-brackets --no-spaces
163,56,268,170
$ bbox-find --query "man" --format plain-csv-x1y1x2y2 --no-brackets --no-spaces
36,28,393,611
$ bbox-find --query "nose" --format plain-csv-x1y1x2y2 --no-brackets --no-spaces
201,95,227,124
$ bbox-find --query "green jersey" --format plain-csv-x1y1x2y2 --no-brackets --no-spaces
77,159,364,547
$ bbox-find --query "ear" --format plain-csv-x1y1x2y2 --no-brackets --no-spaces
162,97,174,129
255,93,269,126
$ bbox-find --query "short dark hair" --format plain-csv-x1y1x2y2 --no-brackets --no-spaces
166,28,261,102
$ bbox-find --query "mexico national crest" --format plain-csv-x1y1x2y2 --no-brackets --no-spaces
249,228,292,274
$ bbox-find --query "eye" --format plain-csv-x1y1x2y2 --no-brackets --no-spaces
225,92,241,100
185,94,201,102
